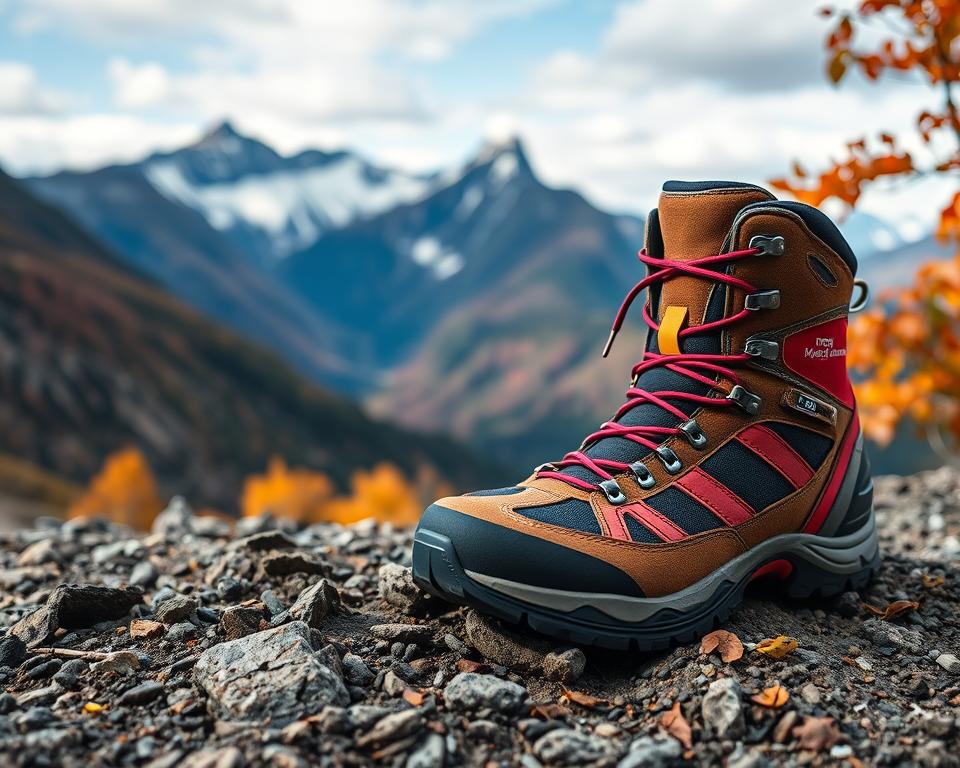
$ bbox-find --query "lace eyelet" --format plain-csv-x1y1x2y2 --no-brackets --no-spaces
749,235,785,256
629,461,656,489
655,445,682,474
744,337,780,361
679,419,708,448
744,289,781,311
599,478,627,505
726,385,762,415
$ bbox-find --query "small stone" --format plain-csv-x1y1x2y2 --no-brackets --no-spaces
289,579,340,628
935,653,960,673
0,692,17,714
90,651,142,675
619,734,682,768
220,605,267,640
370,624,434,644
154,595,198,625
261,551,328,577
167,622,197,642
356,708,423,749
378,563,430,613
118,680,164,706
9,584,143,648
0,635,27,668
533,728,619,765
53,659,87,689
130,561,159,588
800,683,821,706
216,578,243,601
131,619,165,640
342,654,375,687
194,621,348,724
152,496,193,537
382,669,406,696
179,746,244,768
17,539,60,566
26,659,61,680
702,677,744,739
406,733,445,768
443,672,527,713
860,618,924,654
542,648,586,685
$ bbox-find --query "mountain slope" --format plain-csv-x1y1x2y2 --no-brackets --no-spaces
25,125,383,393
0,168,501,508
282,138,645,368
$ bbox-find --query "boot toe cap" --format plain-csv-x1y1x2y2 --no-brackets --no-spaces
416,501,644,597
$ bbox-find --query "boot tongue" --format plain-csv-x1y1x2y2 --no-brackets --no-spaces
558,182,776,487
655,181,775,327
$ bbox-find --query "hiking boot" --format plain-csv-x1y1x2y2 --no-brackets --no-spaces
412,180,879,650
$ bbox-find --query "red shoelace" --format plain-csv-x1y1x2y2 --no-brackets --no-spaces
536,245,762,492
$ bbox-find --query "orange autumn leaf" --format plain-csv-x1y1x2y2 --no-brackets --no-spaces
700,629,744,663
793,716,844,752
560,688,606,709
402,689,425,707
755,636,798,660
659,700,693,750
862,599,920,621
922,573,945,588
531,702,571,720
751,684,790,708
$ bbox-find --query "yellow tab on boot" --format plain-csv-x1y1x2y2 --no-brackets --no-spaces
658,305,688,355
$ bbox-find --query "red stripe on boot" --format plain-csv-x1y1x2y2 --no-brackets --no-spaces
737,424,814,489
675,467,754,526
623,503,687,542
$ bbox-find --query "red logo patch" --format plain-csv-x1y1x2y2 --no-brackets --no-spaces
781,318,854,408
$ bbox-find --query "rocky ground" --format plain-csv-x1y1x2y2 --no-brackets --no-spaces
0,469,958,768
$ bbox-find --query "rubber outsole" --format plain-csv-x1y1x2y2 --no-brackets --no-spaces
412,523,880,651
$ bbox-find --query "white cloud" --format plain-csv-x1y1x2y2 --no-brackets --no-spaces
0,114,197,174
0,62,66,115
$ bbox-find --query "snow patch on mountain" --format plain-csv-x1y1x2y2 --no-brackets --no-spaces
144,155,431,257
410,236,464,280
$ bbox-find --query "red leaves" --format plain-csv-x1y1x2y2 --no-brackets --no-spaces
751,684,790,708
659,701,693,750
863,599,921,621
700,630,744,663
793,716,844,752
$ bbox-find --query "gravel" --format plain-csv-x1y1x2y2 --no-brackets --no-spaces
0,466,956,766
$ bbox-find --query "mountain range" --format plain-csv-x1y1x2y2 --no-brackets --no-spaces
0,167,501,513
23,122,950,479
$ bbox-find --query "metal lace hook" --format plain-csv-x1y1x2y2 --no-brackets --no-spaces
850,279,869,313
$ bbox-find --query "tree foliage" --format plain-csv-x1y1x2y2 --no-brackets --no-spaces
68,447,162,530
771,0,960,449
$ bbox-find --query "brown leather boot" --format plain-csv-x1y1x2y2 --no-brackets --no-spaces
412,180,878,650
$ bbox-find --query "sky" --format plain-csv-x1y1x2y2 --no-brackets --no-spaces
0,0,954,236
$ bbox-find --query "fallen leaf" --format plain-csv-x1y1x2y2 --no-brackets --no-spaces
921,573,944,589
862,599,920,621
531,703,570,720
560,688,606,709
792,715,843,751
751,684,790,708
755,636,798,659
83,702,105,714
700,629,744,663
659,700,693,750
402,689,425,707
